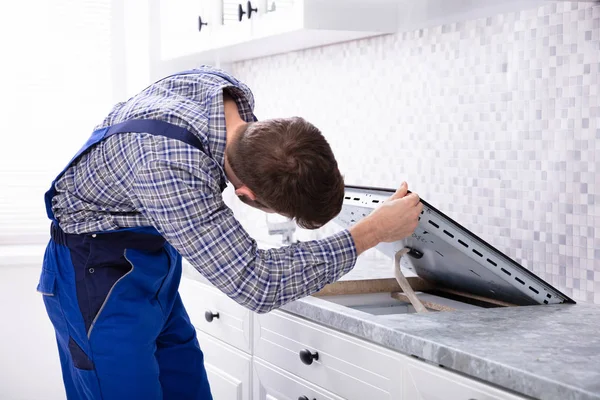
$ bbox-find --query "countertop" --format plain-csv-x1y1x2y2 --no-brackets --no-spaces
183,257,600,400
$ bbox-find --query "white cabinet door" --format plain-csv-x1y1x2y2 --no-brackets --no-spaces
158,0,217,60
254,310,404,400
214,0,254,48
253,358,345,400
403,357,526,400
180,276,253,353
197,329,252,400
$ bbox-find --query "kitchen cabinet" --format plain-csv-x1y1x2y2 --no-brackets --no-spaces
197,329,252,400
214,0,254,50
402,356,526,400
254,310,528,400
253,310,404,399
152,0,398,64
221,0,241,25
157,0,218,60
180,276,253,400
179,275,253,354
180,275,527,400
253,358,344,400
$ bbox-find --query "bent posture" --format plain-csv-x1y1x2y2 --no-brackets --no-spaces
38,66,423,399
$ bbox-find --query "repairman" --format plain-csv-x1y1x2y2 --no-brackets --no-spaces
38,65,423,399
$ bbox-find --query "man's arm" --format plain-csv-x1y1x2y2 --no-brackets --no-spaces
130,157,357,314
130,156,422,314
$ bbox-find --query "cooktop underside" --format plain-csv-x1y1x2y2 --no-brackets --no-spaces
335,186,574,306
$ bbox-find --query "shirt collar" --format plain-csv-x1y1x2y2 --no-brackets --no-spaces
207,85,257,174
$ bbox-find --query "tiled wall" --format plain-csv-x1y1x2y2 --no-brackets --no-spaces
228,2,600,304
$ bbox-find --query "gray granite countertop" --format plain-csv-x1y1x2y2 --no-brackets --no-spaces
183,259,600,400
283,260,600,400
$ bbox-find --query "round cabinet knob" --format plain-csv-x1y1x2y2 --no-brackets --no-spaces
247,1,258,18
299,349,319,365
198,16,208,32
238,3,246,21
204,310,219,322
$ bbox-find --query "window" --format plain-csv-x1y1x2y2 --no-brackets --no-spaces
0,0,116,245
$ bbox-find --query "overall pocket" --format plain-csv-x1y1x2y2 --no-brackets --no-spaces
37,268,57,296
38,244,59,296
82,251,133,338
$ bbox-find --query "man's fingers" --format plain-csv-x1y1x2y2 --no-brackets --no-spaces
404,192,421,206
416,202,424,214
390,182,408,200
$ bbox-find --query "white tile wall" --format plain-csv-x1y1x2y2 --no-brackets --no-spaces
229,2,600,304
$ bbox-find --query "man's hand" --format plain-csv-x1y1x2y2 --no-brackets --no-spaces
348,182,423,255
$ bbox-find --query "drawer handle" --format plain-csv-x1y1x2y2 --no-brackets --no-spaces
247,1,258,18
299,349,319,365
204,310,219,322
198,16,208,32
237,3,246,21
298,396,316,400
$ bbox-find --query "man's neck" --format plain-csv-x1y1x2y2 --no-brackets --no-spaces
223,91,247,185
223,91,246,147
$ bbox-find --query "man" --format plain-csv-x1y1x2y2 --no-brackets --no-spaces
38,66,422,399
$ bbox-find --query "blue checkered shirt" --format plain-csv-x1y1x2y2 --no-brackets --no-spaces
51,66,357,313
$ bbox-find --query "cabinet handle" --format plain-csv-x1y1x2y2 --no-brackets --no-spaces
237,3,246,21
298,396,316,400
247,1,258,18
198,16,208,32
299,349,319,365
204,310,219,322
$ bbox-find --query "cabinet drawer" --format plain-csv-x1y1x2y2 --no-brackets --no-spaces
253,358,344,400
254,310,404,400
403,357,527,400
180,277,252,353
197,330,252,400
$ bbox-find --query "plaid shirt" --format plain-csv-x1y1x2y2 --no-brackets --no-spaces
51,66,357,313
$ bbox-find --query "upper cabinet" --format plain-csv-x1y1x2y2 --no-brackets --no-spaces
155,0,398,63
158,0,213,60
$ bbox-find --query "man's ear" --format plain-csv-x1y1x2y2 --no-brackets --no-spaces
235,186,257,201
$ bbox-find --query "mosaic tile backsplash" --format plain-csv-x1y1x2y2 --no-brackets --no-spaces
227,2,600,304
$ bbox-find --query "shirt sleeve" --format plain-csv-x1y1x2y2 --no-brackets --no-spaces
129,157,357,314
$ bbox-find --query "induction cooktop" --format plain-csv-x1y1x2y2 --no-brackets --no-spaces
335,185,575,306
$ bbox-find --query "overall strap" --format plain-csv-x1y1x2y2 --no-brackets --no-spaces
45,119,206,221
104,119,204,151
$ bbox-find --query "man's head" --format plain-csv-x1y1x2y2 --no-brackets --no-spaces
225,117,344,229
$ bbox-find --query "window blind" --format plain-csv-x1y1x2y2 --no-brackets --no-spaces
0,0,115,245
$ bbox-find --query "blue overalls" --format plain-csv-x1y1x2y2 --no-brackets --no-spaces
37,118,213,399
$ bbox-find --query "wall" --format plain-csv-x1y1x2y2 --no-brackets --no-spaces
230,1,600,304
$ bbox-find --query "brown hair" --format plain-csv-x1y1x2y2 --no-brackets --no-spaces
227,117,345,229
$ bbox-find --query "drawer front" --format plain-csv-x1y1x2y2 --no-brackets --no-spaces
253,358,344,400
403,357,526,400
179,277,252,353
197,330,252,400
254,310,404,400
